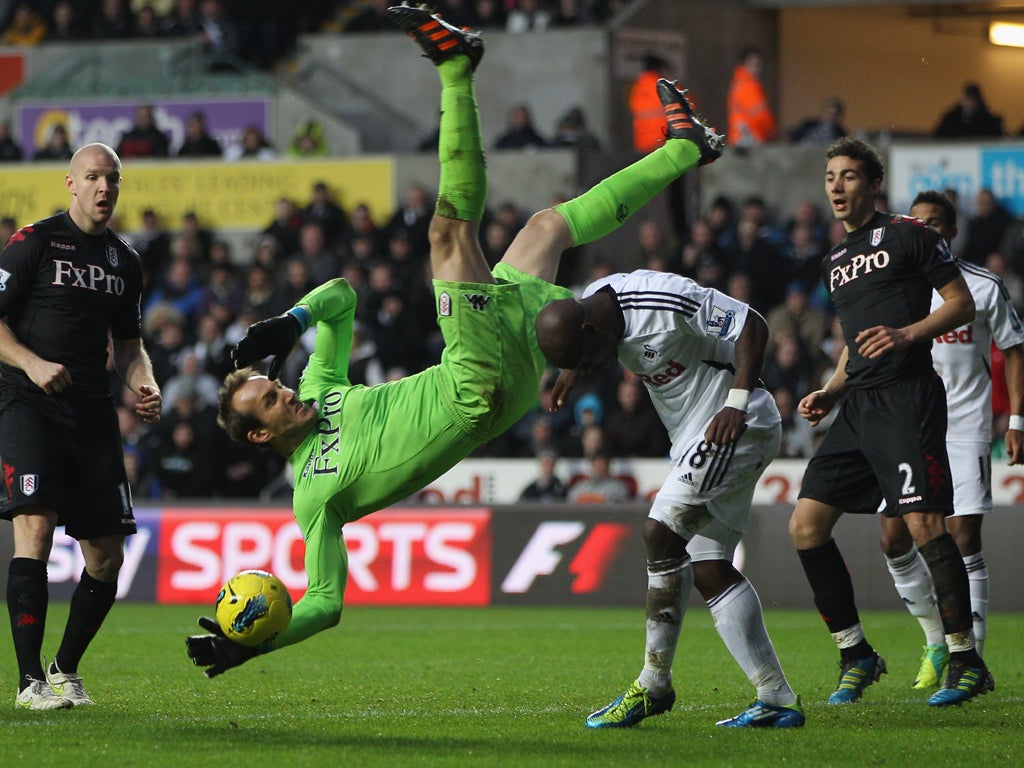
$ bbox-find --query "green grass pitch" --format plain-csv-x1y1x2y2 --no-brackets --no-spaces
1,605,1022,767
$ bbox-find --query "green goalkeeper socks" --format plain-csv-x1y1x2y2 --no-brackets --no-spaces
435,57,486,221
555,140,700,246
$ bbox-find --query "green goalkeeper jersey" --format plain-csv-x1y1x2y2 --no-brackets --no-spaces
274,270,571,648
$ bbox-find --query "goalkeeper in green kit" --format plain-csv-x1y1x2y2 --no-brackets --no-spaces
186,2,724,677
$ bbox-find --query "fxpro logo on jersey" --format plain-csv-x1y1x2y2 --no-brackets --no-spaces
829,250,891,292
51,259,125,295
304,390,344,477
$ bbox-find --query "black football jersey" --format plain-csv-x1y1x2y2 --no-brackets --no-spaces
822,210,962,389
0,211,143,398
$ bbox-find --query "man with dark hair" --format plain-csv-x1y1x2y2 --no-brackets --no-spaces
177,111,223,158
934,83,1003,139
0,143,162,709
879,189,1024,690
116,104,170,158
790,136,990,706
185,4,724,679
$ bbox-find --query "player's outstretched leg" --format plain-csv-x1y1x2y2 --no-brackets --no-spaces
656,79,724,165
388,2,490,284
501,79,723,285
539,82,723,263
385,3,484,70
585,680,676,729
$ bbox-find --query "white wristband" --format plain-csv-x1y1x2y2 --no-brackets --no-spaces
1009,415,1024,432
725,388,750,412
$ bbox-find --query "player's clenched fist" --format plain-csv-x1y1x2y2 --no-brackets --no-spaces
230,313,302,380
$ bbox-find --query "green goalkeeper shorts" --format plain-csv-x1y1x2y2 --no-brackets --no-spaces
432,261,572,442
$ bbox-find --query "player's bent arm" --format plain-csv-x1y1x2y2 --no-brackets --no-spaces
905,274,975,344
731,307,768,393
0,319,71,394
799,346,849,427
705,307,767,444
113,337,162,422
112,336,158,394
821,345,850,398
1002,343,1024,465
297,278,359,390
272,502,347,650
273,586,345,651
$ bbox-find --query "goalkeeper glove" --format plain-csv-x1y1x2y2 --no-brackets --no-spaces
185,616,259,678
231,311,304,380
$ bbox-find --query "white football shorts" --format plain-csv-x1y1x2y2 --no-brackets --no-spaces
649,423,781,561
947,439,992,517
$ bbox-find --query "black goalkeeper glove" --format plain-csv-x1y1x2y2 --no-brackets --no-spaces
185,616,258,678
230,313,302,380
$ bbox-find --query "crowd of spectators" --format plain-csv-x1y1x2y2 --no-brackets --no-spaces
0,98,602,163
2,4,1023,503
4,170,1018,502
0,0,620,71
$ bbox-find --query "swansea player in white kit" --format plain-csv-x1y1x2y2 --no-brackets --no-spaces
880,190,1024,690
536,270,804,729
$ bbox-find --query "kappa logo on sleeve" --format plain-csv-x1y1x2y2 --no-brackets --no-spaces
464,293,491,311
0,267,10,291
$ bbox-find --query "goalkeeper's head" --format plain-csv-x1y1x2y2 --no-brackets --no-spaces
218,368,318,455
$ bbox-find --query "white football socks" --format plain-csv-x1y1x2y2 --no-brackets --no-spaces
963,551,988,658
886,546,945,646
708,578,796,707
637,555,692,696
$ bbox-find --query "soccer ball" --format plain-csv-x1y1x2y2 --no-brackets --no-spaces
215,570,293,647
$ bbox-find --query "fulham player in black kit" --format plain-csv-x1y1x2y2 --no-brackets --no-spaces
789,137,992,706
0,143,161,709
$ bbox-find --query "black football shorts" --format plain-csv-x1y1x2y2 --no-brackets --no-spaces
0,388,136,539
798,372,954,516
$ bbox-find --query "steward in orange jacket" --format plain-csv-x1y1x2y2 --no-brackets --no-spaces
726,48,778,147
630,56,669,152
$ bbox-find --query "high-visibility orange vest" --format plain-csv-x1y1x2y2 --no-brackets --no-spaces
629,70,666,153
726,64,778,146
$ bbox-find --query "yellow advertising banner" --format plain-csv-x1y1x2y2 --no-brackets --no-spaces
0,157,394,232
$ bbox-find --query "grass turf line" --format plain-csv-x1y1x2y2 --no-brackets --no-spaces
1,605,1022,767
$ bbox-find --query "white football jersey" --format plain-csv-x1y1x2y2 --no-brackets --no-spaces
931,261,1024,443
583,270,780,462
